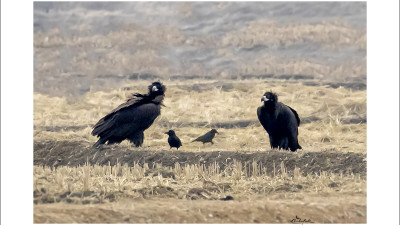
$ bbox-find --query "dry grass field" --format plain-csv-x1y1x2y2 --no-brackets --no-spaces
34,79,366,152
33,79,366,223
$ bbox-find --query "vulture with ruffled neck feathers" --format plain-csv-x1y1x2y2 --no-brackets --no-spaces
257,91,302,152
92,82,166,147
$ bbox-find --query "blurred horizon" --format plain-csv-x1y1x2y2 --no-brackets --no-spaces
34,2,366,97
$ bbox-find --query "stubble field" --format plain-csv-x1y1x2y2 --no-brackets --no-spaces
33,78,366,223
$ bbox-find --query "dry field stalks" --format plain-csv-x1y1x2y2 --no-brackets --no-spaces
34,160,366,223
34,79,366,153
34,79,366,223
34,18,366,89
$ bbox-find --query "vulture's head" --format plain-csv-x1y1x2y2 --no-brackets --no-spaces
261,92,278,106
148,81,166,103
148,81,166,96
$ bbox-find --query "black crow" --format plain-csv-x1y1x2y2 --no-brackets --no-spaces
92,82,166,147
192,129,218,144
164,130,182,150
257,92,302,152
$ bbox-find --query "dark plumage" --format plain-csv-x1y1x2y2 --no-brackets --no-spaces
257,92,302,152
192,129,218,144
92,82,166,147
164,130,182,150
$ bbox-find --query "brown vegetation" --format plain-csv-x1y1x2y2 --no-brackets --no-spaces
34,159,365,223
34,79,366,223
34,79,366,153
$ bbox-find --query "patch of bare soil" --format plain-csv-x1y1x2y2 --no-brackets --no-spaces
34,140,366,177
34,114,365,133
34,194,366,223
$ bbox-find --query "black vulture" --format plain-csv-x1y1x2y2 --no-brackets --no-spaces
192,129,218,144
92,81,166,147
164,130,182,150
257,92,302,152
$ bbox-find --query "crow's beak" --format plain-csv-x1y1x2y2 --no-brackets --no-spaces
152,86,159,92
164,132,169,134
261,96,269,102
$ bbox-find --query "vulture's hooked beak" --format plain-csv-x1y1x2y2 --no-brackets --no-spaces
261,96,269,102
152,86,159,92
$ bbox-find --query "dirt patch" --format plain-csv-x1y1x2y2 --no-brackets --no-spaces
34,195,366,223
135,185,178,199
325,81,366,91
158,120,260,128
34,140,366,177
35,115,365,133
34,125,89,132
34,189,133,205
276,74,315,80
303,78,366,91
34,204,127,223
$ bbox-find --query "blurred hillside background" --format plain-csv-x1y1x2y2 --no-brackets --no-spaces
34,2,366,97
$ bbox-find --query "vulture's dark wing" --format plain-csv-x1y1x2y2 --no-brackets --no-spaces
286,105,300,126
257,106,269,131
92,96,160,139
94,94,145,125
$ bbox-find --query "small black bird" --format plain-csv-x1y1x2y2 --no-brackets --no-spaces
164,130,182,150
192,129,219,144
92,82,166,147
257,92,302,152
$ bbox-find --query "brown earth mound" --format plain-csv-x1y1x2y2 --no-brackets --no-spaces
34,140,366,177
34,195,366,223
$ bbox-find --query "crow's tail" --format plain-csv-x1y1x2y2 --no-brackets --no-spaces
192,138,200,142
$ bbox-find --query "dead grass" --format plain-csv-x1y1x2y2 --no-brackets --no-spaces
33,161,366,223
222,20,366,50
33,79,366,223
34,19,365,80
34,79,366,153
34,195,366,223
34,160,365,205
